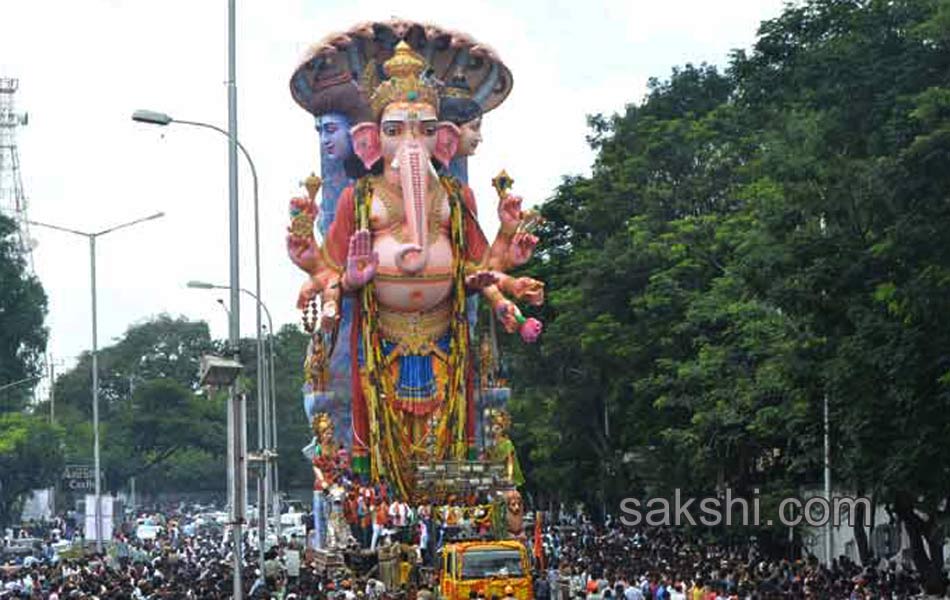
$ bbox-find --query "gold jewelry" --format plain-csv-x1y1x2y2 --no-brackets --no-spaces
492,170,514,198
289,212,314,239
312,412,334,436
369,42,440,118
378,302,452,353
302,172,322,202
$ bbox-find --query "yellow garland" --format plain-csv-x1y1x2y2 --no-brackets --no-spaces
356,178,383,483
444,176,470,459
356,175,473,500
432,504,495,525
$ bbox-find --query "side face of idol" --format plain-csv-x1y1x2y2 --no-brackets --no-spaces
458,116,482,157
316,113,353,160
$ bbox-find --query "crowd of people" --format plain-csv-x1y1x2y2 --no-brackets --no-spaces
1,504,334,599
0,503,942,599
541,521,934,599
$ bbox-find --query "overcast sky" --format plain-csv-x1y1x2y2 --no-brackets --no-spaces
0,0,789,381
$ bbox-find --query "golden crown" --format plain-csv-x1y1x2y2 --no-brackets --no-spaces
369,41,440,118
312,412,334,435
489,409,511,430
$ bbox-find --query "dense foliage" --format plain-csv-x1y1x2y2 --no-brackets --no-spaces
50,315,314,498
0,413,63,527
0,213,62,526
504,0,950,592
0,214,47,411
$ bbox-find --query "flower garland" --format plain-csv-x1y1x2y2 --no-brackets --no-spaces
355,175,472,500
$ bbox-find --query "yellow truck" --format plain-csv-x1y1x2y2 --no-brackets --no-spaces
439,540,533,600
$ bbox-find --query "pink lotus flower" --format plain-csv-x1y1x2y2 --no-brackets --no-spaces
519,317,543,343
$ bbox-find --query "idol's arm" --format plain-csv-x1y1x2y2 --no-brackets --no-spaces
457,186,537,279
481,285,522,334
287,194,323,274
487,194,539,272
495,272,545,306
291,187,371,333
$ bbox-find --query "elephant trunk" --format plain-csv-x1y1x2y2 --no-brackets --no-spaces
394,141,429,275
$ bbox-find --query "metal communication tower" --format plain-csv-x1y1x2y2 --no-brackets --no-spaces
0,77,33,269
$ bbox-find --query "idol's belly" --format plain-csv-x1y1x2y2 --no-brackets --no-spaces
372,232,455,313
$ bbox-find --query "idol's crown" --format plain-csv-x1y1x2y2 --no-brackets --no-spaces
370,41,440,118
313,412,333,435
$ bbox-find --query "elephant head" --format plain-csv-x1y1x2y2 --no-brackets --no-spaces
351,103,460,275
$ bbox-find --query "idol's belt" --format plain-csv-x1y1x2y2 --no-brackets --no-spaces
378,302,452,354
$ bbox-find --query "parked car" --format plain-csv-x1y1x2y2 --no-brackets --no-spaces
281,524,307,543
1,537,41,557
135,523,163,540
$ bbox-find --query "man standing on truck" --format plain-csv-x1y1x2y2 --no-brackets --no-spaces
371,500,389,550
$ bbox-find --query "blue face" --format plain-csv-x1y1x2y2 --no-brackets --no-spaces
316,113,352,160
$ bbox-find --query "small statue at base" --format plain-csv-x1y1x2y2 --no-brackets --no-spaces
504,489,525,540
488,409,524,487
305,412,341,549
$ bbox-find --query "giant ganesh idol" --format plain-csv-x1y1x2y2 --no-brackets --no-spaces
287,23,544,500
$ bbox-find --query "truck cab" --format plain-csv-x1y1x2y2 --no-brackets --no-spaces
440,540,533,600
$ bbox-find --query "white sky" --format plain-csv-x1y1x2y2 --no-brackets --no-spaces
0,0,789,376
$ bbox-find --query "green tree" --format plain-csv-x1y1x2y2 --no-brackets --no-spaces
502,64,815,518
506,1,950,587
729,0,950,589
270,325,314,492
0,214,47,411
53,315,219,421
0,414,64,526
98,378,226,493
50,313,321,498
54,316,234,494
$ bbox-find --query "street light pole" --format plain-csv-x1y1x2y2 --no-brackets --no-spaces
267,324,280,539
89,234,100,551
227,1,244,592
824,392,832,565
0,375,42,394
28,212,164,553
133,109,264,590
188,281,278,581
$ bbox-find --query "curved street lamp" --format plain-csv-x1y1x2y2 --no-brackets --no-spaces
187,279,280,573
0,375,42,393
28,211,165,552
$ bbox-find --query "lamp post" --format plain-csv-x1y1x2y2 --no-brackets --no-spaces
134,4,241,595
262,323,280,540
131,108,262,375
217,298,232,323
0,375,42,394
190,284,278,459
28,212,165,553
188,280,279,578
131,108,262,407
134,108,263,593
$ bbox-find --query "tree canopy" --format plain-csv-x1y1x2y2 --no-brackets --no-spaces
49,314,315,496
0,214,47,411
0,213,60,526
504,0,950,592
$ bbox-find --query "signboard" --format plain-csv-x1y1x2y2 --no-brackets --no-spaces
84,494,114,543
63,464,95,492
